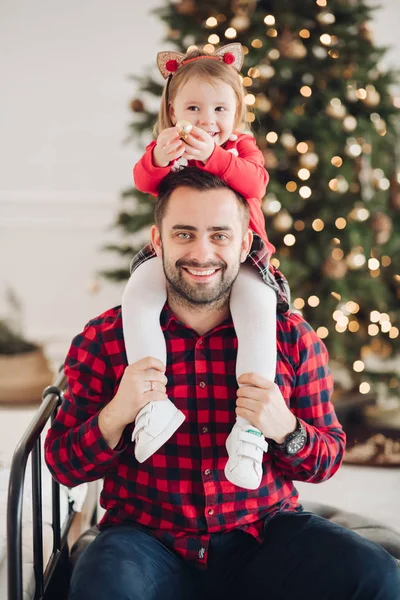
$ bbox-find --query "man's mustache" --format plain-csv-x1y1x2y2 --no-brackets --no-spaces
176,259,226,270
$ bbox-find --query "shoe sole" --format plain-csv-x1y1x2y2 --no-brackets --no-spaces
135,409,186,463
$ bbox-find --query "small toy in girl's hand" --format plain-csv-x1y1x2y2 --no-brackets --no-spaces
176,120,193,140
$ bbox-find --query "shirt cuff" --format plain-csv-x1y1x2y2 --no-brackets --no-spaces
269,419,315,466
80,413,127,466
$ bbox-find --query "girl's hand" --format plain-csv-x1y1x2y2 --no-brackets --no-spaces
182,126,215,164
153,127,185,167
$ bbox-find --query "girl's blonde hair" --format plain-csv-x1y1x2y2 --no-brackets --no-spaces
154,49,247,137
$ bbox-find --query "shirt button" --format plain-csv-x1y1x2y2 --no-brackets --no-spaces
208,508,214,516
204,469,211,476
202,426,208,434
199,381,206,388
198,339,203,345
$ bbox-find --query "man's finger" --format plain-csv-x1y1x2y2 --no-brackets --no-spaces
237,372,275,389
130,356,166,372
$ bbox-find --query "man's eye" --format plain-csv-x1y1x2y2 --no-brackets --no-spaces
214,234,228,241
177,232,191,239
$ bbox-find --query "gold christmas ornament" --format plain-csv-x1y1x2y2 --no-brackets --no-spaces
130,98,144,112
176,120,193,140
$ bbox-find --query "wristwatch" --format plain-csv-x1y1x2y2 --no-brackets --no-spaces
272,419,307,455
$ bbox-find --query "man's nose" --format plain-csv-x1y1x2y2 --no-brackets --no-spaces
188,237,216,263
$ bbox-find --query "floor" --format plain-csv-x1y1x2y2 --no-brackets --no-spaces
1,404,400,533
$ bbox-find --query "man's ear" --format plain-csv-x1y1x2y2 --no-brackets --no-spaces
151,224,162,258
240,228,253,263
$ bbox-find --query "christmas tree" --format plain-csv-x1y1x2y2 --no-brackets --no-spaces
103,0,400,400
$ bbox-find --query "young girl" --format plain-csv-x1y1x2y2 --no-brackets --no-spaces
122,43,290,490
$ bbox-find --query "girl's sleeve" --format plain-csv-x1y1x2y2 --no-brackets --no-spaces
202,135,269,200
133,140,171,197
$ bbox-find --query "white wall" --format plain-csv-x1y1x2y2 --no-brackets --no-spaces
0,0,166,364
0,0,399,365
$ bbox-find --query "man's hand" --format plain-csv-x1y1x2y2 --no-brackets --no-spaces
236,373,297,444
99,357,168,449
153,127,185,167
181,126,215,164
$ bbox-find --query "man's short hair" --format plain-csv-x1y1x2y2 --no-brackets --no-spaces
155,167,250,228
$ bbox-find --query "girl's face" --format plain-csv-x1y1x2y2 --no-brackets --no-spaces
169,77,237,147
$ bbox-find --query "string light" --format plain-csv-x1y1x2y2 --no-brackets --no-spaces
268,49,280,60
299,29,310,39
266,132,278,143
381,321,391,333
293,298,305,309
389,327,399,339
244,94,256,105
381,256,391,267
332,249,344,260
297,142,309,154
299,186,312,198
270,257,280,268
298,168,310,180
370,310,381,322
264,15,275,26
331,292,342,301
368,324,379,336
206,17,218,27
225,27,237,39
286,181,298,192
343,116,357,131
316,0,327,6
348,321,360,332
208,34,220,44
252,38,264,46
248,67,260,78
359,382,371,394
266,29,277,38
320,34,332,46
308,295,320,307
335,218,347,229
346,301,360,314
242,76,253,86
356,88,367,100
331,156,343,167
368,258,380,270
317,327,329,338
312,219,324,231
284,234,296,246
203,44,215,53
300,86,312,97
353,360,365,372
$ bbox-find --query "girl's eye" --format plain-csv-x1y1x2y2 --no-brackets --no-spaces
215,107,226,112
187,106,199,111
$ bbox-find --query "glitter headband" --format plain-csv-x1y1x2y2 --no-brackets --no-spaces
156,43,244,79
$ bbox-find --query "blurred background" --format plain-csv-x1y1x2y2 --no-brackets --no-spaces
0,0,399,470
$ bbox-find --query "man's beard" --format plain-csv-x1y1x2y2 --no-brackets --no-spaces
162,253,241,311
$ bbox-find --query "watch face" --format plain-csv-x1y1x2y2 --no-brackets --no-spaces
287,435,306,455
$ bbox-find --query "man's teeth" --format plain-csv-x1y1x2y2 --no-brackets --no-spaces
187,269,216,276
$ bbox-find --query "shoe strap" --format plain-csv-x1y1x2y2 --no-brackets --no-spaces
131,402,153,441
237,431,268,460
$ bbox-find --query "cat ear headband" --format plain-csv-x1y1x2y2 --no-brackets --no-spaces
157,42,244,79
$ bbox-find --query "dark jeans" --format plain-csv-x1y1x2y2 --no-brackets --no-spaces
69,512,400,600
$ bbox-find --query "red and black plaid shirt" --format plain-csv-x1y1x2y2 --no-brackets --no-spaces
45,273,345,568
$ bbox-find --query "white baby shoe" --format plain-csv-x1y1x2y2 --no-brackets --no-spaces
132,399,185,463
225,421,268,489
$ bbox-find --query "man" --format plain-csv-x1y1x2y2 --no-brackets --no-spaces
45,168,400,599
